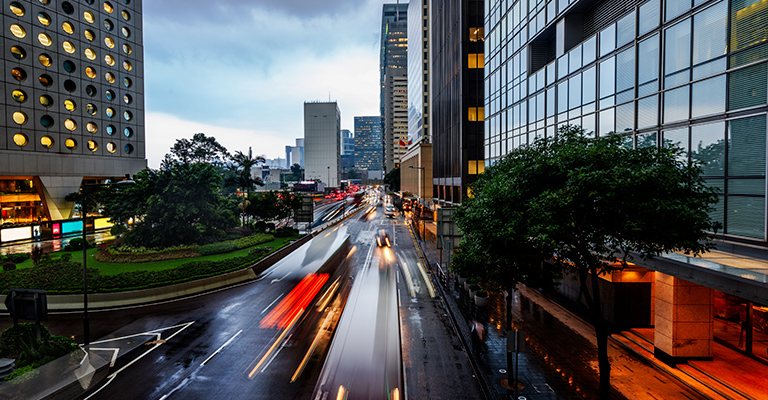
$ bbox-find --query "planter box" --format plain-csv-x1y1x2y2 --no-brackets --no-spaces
474,294,488,307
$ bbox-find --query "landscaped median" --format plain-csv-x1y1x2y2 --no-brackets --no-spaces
0,231,309,310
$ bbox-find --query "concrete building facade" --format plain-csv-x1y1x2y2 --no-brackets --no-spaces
304,102,340,188
285,138,304,168
1,0,147,231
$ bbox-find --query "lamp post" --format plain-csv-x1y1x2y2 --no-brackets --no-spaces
80,179,134,346
408,166,426,241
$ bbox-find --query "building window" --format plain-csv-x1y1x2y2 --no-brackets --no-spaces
40,136,54,148
84,11,95,24
124,144,134,154
12,111,28,125
84,30,95,41
123,61,132,71
730,0,768,52
38,33,52,47
65,138,77,149
10,24,25,39
61,2,74,14
86,103,98,115
13,133,28,147
105,37,115,48
12,90,26,103
124,127,133,137
121,27,130,38
86,122,98,133
469,27,484,42
62,21,74,34
105,54,115,66
123,94,132,104
104,19,114,31
85,48,97,60
63,79,76,92
63,60,76,73
664,19,691,78
468,53,484,68
693,1,727,66
9,2,24,16
121,10,130,21
11,46,26,60
107,142,117,153
123,111,132,121
105,90,115,101
106,125,116,135
63,41,75,54
104,1,114,13
729,63,767,110
468,107,485,121
468,160,485,175
88,140,98,152
123,77,132,88
40,115,54,127
64,119,77,131
39,96,53,108
106,107,115,118
39,74,53,87
123,44,132,54
39,54,52,67
38,12,51,26
105,72,115,83
86,85,97,97
11,68,26,82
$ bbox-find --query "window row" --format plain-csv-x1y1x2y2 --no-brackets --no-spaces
12,133,135,155
14,1,133,20
11,110,135,127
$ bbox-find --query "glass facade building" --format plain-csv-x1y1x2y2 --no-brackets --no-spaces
354,116,383,173
380,3,409,172
485,0,768,242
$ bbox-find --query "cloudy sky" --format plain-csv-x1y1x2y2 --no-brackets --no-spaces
143,0,399,167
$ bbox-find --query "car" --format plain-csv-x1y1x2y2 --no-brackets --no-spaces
385,205,395,218
376,229,391,247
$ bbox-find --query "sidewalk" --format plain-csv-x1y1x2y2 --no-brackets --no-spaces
412,232,761,400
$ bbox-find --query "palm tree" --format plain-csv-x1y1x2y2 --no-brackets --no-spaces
225,147,265,225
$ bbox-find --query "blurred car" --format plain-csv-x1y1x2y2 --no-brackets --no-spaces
376,229,391,247
385,205,395,218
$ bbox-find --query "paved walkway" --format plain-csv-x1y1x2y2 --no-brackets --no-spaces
411,223,768,400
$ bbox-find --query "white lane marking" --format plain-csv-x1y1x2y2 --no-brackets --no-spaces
399,261,417,298
200,330,243,366
83,321,195,400
416,262,436,298
89,348,120,367
260,294,285,315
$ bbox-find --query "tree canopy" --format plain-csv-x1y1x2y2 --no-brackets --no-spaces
384,166,400,191
453,125,720,399
245,190,302,222
162,133,230,166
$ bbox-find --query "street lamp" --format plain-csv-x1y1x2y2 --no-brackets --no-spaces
408,166,426,241
80,179,134,346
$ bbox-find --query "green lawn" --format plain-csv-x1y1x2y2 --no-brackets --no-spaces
13,236,297,275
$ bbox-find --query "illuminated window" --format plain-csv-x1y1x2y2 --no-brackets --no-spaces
84,11,95,24
123,94,132,104
39,95,53,107
64,79,76,92
12,111,27,125
468,107,485,121
107,142,117,153
65,138,77,149
84,29,95,41
10,2,24,16
106,125,116,135
85,48,97,60
39,74,53,87
124,127,133,137
105,37,115,48
63,60,76,73
469,27,484,42
13,133,28,147
41,136,54,148
62,21,74,34
64,119,77,131
105,54,115,66
10,24,26,39
105,90,115,101
123,60,132,71
468,53,484,68
61,2,74,14
121,27,130,38
88,140,98,151
11,46,26,60
121,10,130,21
39,0,50,4
124,143,133,154
38,12,51,26
38,33,53,46
468,161,486,175
106,107,115,118
40,115,54,127
104,2,114,13
12,90,26,103
86,103,98,115
86,85,97,97
62,41,76,54
64,99,76,111
86,122,98,133
105,72,115,83
104,19,113,31
11,68,26,82
123,77,132,88
123,44,132,54
39,53,52,67
85,67,97,79
123,110,132,121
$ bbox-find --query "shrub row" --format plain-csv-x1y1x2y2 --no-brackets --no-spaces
0,323,79,381
198,233,274,256
95,246,200,263
0,253,29,264
0,247,274,294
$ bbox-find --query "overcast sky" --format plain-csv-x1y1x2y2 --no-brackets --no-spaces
143,0,399,167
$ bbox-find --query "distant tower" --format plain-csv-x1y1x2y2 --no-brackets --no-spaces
304,102,341,187
380,3,408,172
354,116,383,178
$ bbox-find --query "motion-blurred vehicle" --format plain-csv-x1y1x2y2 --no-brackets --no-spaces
384,205,395,218
376,229,391,247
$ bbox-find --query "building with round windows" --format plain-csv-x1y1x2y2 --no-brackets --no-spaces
1,0,146,234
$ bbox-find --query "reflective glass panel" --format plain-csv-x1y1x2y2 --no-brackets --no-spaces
664,19,691,75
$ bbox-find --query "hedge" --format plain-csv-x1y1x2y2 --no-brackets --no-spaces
0,247,273,294
198,233,274,256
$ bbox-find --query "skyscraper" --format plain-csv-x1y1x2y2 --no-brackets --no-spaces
304,102,340,188
285,138,304,168
354,116,383,178
1,0,147,231
380,2,408,172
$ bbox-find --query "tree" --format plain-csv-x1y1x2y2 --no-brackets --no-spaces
100,163,238,248
162,133,230,166
384,166,400,191
224,148,266,224
453,125,720,399
245,190,302,222
290,163,304,180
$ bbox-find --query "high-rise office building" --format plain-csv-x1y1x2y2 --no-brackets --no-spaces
354,116,383,178
402,0,432,205
1,0,146,232
304,102,340,188
341,129,354,156
432,0,485,205
484,0,768,369
380,3,408,172
285,138,304,168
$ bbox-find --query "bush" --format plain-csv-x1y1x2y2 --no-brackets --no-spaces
110,224,128,236
2,262,16,272
253,221,267,232
6,253,29,264
197,229,227,245
266,223,276,232
0,323,79,381
274,226,298,237
65,237,90,251
94,244,198,263
198,233,274,256
30,247,44,265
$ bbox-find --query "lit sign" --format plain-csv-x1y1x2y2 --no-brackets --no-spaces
0,227,32,242
52,223,61,235
94,217,113,230
61,221,82,235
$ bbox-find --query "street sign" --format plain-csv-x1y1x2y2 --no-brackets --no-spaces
294,195,315,223
4,288,47,322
